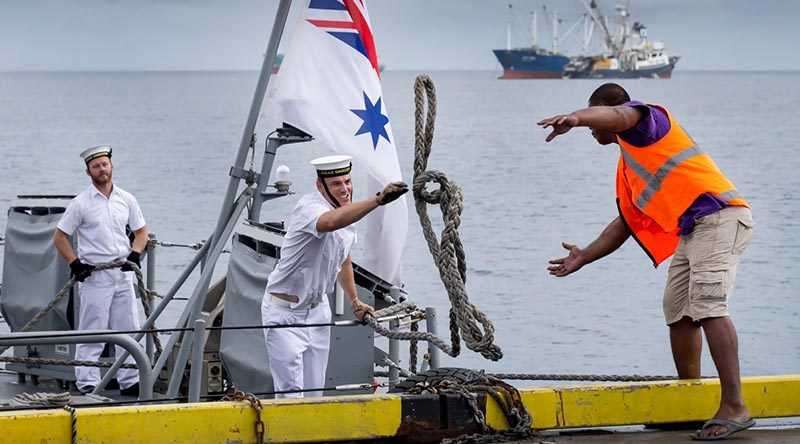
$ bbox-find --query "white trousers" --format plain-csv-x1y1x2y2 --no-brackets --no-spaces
75,268,141,390
262,297,331,398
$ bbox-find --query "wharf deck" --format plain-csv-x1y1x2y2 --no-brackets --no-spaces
1,373,798,443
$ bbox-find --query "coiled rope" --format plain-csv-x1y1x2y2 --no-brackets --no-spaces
411,74,502,361
405,373,534,444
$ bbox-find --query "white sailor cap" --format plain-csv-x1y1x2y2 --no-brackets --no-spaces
310,155,352,178
80,145,113,164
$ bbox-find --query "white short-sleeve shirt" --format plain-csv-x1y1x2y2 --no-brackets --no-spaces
57,184,146,264
265,192,357,308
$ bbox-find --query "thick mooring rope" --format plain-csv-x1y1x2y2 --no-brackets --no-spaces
412,74,503,361
404,374,534,444
364,301,457,357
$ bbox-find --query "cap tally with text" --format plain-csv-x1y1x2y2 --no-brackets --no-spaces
80,145,113,164
311,155,352,178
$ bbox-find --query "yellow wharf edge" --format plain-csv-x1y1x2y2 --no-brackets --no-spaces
1,375,798,444
484,374,800,429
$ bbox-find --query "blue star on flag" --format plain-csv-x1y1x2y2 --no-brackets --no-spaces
351,92,390,149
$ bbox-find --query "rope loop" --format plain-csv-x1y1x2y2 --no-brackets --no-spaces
412,74,502,362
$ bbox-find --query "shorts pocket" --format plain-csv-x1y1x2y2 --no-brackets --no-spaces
691,270,727,301
732,217,755,255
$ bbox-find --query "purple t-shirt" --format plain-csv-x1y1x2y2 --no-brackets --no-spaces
617,101,728,235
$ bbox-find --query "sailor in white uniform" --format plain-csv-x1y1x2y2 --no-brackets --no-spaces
53,145,148,396
262,154,408,398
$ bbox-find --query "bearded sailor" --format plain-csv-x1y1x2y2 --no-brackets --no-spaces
261,154,407,398
53,145,147,396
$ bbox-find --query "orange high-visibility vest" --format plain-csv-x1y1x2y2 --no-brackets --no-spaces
615,104,748,266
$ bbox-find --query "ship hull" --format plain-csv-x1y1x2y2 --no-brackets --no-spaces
565,57,679,79
493,49,570,79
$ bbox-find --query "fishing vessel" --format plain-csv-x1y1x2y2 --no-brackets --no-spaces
492,5,570,79
562,0,680,79
0,1,798,443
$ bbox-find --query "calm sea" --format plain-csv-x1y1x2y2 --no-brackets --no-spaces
1,70,798,379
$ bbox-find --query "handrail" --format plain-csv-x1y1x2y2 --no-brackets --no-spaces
0,330,153,400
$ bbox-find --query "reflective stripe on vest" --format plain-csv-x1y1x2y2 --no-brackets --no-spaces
615,103,749,266
620,145,746,211
620,145,704,209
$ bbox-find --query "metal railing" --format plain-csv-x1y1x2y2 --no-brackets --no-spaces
0,330,153,400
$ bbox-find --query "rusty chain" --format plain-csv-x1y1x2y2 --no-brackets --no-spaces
222,391,265,444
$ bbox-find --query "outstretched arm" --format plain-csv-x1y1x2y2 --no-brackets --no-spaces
316,196,380,233
537,106,642,142
316,182,408,233
547,217,631,277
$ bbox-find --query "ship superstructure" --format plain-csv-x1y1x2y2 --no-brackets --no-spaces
563,0,679,78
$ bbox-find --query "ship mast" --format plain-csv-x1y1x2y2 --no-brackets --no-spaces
530,10,537,48
579,0,622,59
506,4,512,50
582,14,595,53
551,9,559,53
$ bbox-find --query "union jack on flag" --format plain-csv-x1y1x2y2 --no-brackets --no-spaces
305,0,381,78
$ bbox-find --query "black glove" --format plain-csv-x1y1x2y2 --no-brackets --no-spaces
121,251,141,272
69,259,95,282
375,181,409,206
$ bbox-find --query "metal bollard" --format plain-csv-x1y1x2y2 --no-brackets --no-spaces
425,307,440,370
145,234,157,362
388,319,400,383
389,285,401,304
188,319,207,403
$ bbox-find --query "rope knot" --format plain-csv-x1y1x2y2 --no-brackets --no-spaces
412,74,502,362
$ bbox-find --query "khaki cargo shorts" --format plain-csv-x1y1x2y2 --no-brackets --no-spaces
663,206,755,325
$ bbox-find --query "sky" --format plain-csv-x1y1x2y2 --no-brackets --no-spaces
1,0,798,72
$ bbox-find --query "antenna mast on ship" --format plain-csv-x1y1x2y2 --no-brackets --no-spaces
506,4,512,50
541,5,561,53
579,0,622,59
582,13,595,53
530,10,537,48
551,9,559,53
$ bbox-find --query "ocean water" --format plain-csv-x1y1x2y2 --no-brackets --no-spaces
0,70,798,380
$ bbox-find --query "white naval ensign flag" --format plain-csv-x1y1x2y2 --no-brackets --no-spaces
265,0,408,285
